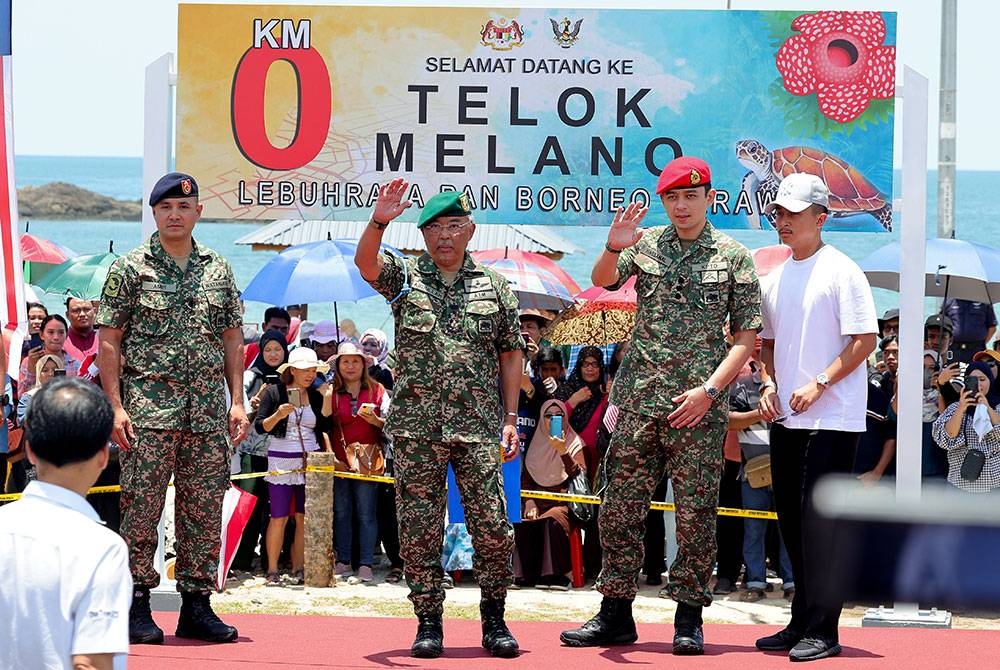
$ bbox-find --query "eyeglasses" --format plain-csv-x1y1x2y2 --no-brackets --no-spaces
423,222,470,236
580,361,600,369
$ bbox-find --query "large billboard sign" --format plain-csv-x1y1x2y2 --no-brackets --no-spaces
177,5,896,230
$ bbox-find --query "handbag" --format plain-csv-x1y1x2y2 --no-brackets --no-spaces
336,422,385,477
567,468,595,525
744,454,772,489
960,448,986,482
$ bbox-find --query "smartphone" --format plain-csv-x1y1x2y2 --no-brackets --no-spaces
549,414,563,438
359,402,376,415
53,369,67,377
965,374,980,395
28,332,42,350
288,387,302,407
264,374,279,385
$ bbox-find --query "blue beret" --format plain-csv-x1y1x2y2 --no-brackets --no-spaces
417,191,473,228
149,172,199,207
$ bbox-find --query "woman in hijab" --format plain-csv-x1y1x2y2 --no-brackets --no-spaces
932,361,1000,492
359,328,393,391
556,346,608,480
513,398,587,590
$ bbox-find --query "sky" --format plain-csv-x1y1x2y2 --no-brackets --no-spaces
10,0,998,170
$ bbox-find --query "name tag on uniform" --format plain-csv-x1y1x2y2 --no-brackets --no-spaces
202,279,230,291
140,281,177,293
691,261,729,273
467,290,497,301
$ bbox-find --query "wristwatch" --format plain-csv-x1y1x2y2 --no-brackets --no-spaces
702,384,720,401
816,373,830,388
761,380,776,392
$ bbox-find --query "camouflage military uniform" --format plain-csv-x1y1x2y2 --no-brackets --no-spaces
97,232,241,591
367,251,524,617
598,223,761,606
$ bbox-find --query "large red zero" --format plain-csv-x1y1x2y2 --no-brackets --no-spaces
231,43,331,170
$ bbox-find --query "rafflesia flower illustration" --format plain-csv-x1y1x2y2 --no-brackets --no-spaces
775,11,896,123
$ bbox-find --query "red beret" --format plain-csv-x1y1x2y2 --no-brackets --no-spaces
655,156,712,194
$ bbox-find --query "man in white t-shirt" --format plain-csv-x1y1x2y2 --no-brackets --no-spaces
0,378,132,670
755,173,878,662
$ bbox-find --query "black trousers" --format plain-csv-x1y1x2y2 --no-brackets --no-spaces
715,459,744,583
770,424,858,643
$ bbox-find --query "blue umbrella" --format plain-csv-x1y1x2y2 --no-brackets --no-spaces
860,238,1000,304
241,238,378,305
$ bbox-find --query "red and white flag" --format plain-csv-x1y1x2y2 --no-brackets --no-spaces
0,1,27,377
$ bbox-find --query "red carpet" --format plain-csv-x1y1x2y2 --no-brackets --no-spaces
129,614,995,669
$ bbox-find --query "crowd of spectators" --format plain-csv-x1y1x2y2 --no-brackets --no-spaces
3,293,999,600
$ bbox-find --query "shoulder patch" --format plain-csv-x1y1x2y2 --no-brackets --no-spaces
104,272,124,298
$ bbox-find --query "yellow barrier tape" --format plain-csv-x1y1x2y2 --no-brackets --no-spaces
1,468,776,519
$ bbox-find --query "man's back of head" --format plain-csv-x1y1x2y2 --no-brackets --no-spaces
25,377,113,468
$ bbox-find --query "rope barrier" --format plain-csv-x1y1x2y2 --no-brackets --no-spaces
1,466,777,519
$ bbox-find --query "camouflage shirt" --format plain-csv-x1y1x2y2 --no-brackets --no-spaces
609,223,762,423
367,252,524,442
96,233,242,433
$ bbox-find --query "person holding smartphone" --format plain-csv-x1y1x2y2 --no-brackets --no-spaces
932,361,1000,493
255,347,334,585
19,315,80,389
231,329,290,572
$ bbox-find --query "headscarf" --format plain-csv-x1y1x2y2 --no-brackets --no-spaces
360,328,390,367
556,345,607,433
966,360,999,408
34,354,64,390
249,329,289,378
525,399,584,487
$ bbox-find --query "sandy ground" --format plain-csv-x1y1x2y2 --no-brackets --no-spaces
210,562,1000,631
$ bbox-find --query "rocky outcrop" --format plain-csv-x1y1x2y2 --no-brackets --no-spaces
17,182,141,220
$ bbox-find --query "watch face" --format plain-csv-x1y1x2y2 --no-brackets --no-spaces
817,373,830,386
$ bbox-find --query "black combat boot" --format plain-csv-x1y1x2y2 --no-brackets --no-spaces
175,591,239,643
410,615,444,658
480,598,520,658
672,602,704,655
128,587,164,645
559,597,638,647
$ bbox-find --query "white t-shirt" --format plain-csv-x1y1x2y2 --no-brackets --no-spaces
0,480,132,670
760,244,878,432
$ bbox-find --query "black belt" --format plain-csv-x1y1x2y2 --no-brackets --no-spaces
954,341,984,350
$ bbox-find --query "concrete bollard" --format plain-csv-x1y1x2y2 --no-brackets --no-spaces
304,451,335,587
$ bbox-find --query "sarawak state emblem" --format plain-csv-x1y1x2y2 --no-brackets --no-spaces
480,18,525,51
550,18,583,49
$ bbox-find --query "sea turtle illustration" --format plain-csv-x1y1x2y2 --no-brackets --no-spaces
736,139,893,231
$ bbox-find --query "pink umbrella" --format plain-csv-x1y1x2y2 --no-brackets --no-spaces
575,275,637,313
472,248,582,295
752,244,793,277
217,484,258,589
20,232,76,264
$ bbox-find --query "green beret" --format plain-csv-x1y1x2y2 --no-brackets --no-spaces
417,191,473,228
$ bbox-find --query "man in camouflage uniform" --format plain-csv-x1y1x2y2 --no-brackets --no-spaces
97,173,249,645
561,157,762,655
355,182,524,659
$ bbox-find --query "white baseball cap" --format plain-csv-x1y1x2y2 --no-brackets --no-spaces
764,173,830,214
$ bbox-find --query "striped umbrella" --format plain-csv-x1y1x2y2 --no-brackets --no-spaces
472,248,582,294
477,256,576,311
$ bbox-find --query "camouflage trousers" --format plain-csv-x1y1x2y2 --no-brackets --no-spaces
597,410,726,606
120,428,230,591
394,437,514,618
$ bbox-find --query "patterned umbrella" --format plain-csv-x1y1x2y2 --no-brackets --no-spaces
476,256,575,311
472,248,582,294
575,276,637,312
544,302,635,346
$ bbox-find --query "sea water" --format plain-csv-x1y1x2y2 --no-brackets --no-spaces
14,155,1000,342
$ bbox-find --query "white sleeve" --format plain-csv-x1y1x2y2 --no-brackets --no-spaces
71,538,132,657
758,276,775,340
838,262,878,336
